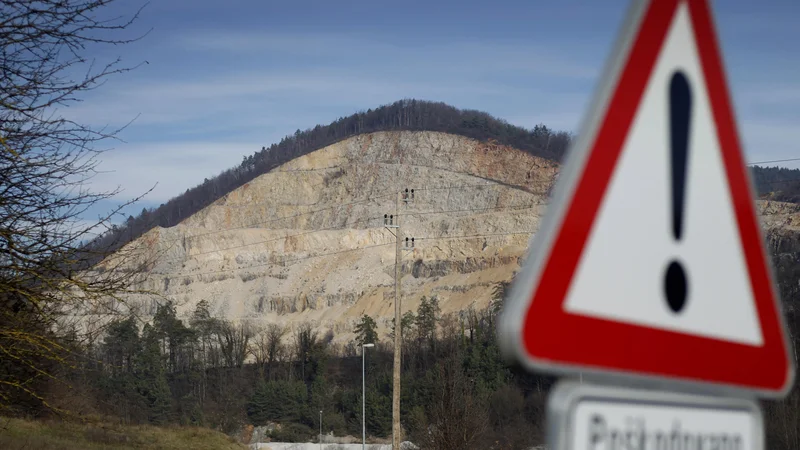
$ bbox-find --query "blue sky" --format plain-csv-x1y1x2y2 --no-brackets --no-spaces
68,0,800,224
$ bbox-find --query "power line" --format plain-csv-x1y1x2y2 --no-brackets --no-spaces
195,182,525,215
749,157,800,166
415,231,533,241
163,242,394,279
143,198,546,265
182,183,522,241
411,182,548,196
149,215,386,267
399,202,546,217
160,200,796,263
207,181,330,209
760,210,800,218
184,193,395,241
411,182,495,192
143,183,800,276
187,215,383,257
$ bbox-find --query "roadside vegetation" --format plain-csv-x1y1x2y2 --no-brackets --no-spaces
0,416,244,450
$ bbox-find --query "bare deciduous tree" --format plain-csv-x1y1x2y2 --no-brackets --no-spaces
250,323,285,378
217,320,253,368
413,356,489,450
0,0,153,411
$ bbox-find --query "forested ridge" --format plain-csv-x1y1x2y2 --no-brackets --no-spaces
72,293,558,448
87,99,800,261
752,165,800,203
86,99,573,257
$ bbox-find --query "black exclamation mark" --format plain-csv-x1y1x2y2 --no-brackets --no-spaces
665,71,691,314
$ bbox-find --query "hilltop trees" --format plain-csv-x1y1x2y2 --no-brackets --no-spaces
250,324,286,378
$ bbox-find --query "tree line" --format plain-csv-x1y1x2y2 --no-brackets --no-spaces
50,290,556,449
20,283,796,450
751,165,800,203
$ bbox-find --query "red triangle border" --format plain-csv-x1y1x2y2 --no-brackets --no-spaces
520,0,791,393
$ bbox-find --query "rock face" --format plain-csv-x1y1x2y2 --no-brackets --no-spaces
111,131,557,343
105,130,800,344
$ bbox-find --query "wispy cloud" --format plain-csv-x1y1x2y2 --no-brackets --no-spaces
64,72,518,128
173,31,599,80
58,2,800,225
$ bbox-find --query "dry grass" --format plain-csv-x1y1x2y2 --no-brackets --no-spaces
0,416,245,450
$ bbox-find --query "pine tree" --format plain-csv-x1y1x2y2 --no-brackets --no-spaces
417,296,441,350
100,316,145,423
353,314,378,346
246,380,308,425
103,316,140,374
137,324,172,425
246,381,273,425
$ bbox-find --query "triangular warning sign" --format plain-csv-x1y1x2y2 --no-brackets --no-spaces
499,0,795,397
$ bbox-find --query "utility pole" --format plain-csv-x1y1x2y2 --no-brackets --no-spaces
384,189,413,450
392,190,402,450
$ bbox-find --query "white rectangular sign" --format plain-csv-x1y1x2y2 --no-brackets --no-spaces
548,382,763,450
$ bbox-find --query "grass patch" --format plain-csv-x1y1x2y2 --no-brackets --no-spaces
0,416,245,450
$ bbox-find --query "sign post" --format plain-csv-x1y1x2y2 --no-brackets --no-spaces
497,0,795,449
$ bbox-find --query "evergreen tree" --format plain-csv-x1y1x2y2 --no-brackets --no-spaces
246,380,308,425
100,316,145,423
364,375,393,437
103,316,140,374
416,296,441,350
353,314,378,346
153,300,197,373
136,324,172,425
246,381,272,425
388,311,415,341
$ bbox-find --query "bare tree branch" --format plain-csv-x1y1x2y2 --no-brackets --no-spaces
0,0,151,412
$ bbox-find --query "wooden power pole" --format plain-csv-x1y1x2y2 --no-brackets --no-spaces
392,191,402,450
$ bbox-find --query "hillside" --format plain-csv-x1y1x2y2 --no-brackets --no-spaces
86,100,800,278
84,100,571,264
80,129,800,348
90,131,556,343
65,129,800,450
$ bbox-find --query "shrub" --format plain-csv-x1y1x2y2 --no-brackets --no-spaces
270,422,314,442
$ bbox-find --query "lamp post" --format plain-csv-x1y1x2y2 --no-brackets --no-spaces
362,343,374,450
319,410,323,450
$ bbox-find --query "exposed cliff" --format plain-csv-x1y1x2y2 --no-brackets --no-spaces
93,130,800,345
93,131,553,343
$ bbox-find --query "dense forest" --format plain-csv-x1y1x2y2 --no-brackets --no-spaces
85,99,800,263
36,288,557,449
752,165,800,203
13,280,795,449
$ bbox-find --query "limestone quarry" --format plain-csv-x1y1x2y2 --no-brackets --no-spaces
97,130,800,345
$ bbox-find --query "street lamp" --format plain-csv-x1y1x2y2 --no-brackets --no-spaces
362,343,375,450
319,410,323,450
